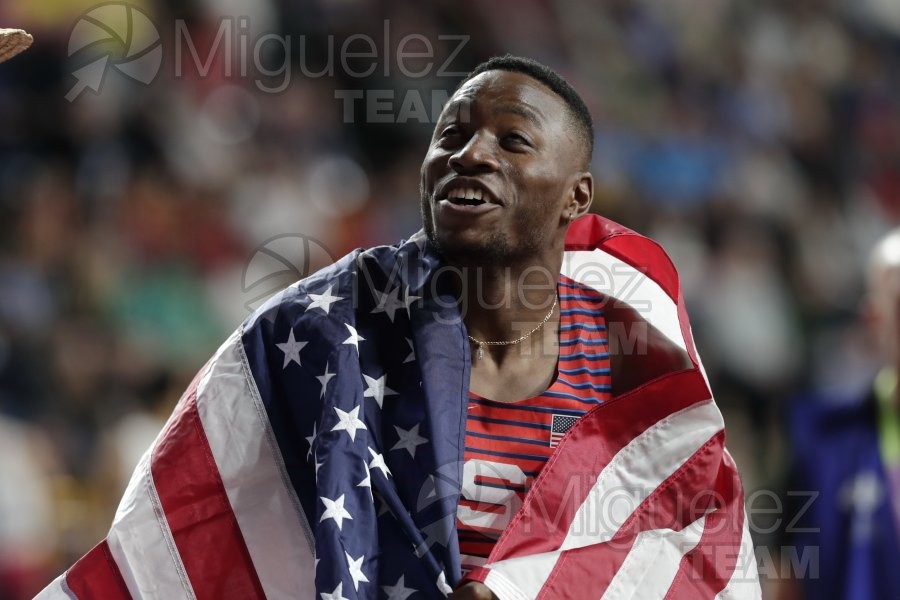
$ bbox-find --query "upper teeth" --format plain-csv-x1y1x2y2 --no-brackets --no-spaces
447,188,483,201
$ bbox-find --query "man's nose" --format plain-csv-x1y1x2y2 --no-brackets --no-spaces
449,132,499,174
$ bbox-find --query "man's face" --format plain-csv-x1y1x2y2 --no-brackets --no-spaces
420,70,583,266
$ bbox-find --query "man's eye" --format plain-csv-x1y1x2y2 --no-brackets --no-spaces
439,126,459,138
504,132,531,147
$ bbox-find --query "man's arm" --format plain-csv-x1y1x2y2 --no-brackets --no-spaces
450,581,498,600
606,299,692,397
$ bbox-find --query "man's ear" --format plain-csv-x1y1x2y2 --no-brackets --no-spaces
570,171,593,218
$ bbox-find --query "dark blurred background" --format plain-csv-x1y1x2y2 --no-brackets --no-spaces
2,0,900,597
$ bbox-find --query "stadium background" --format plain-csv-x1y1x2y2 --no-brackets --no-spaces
2,0,900,597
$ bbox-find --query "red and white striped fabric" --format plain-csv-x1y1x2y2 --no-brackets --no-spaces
35,215,760,599
36,331,317,600
462,217,760,598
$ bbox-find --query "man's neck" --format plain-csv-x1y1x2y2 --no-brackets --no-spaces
451,254,562,355
456,254,564,399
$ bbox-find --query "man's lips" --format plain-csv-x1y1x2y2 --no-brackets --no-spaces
437,198,500,216
435,178,501,207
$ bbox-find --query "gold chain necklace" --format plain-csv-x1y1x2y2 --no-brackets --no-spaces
467,296,558,360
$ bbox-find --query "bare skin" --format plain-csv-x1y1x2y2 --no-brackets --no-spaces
606,301,693,396
420,70,592,403
421,70,689,596
464,297,693,402
449,581,497,600
446,306,691,596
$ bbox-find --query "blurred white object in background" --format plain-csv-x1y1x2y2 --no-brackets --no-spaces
0,414,53,580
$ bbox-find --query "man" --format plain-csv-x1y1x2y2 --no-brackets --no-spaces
38,56,759,599
778,229,900,599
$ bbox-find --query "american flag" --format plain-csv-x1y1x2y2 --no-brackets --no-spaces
37,215,760,599
549,414,579,448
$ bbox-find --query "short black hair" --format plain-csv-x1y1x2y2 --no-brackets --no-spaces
461,55,594,167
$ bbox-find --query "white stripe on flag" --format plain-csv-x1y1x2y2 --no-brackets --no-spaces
563,249,686,351
483,566,539,600
561,399,721,550
483,550,561,600
483,400,722,598
714,508,761,600
601,516,707,599
33,574,76,599
107,450,195,599
195,331,316,600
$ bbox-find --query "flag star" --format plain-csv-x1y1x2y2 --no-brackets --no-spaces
276,329,307,369
319,494,353,530
345,552,369,591
391,423,429,459
317,362,336,398
319,582,348,600
403,338,415,364
315,457,324,477
382,575,417,600
307,285,343,314
342,324,365,353
357,462,372,499
436,571,453,596
404,288,422,317
371,286,406,322
305,422,317,460
331,405,367,442
368,447,392,479
363,374,397,408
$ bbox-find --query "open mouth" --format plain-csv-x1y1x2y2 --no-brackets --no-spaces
442,186,491,206
448,196,486,206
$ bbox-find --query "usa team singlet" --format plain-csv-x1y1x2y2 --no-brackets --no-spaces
457,276,612,573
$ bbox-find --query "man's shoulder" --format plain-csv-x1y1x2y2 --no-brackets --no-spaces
604,297,693,397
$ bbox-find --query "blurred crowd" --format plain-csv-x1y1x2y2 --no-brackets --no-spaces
1,0,899,597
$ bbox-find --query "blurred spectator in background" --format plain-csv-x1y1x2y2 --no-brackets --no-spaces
1,0,900,597
0,24,55,600
0,414,56,600
779,229,900,599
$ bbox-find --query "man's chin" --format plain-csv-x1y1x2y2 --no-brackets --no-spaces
431,231,512,267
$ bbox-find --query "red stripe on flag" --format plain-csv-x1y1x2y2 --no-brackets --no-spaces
65,540,130,600
601,236,679,304
151,387,265,600
566,215,680,302
565,215,635,255
663,459,746,599
565,215,703,367
565,216,680,303
484,369,710,564
534,431,726,599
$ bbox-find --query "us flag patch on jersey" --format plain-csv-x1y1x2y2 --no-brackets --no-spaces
550,413,580,447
